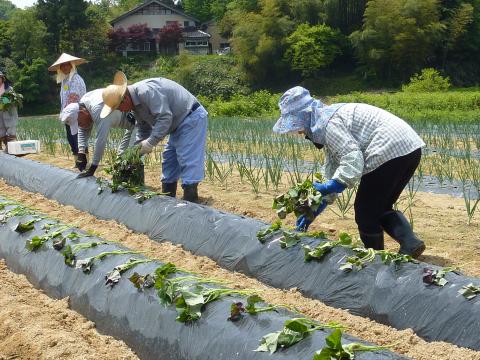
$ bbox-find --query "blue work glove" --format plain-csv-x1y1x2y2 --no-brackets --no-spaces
296,200,328,232
313,179,346,195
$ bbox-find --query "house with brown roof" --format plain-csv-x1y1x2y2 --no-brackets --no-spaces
110,0,211,55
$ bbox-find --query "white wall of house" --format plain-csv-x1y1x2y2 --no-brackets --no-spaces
113,14,195,30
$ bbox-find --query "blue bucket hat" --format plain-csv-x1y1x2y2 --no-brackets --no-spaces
273,86,314,134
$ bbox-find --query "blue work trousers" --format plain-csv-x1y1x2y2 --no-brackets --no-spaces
161,106,208,186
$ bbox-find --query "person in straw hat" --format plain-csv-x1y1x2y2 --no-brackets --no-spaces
59,88,135,177
273,86,426,258
0,70,19,153
100,71,208,203
48,53,87,168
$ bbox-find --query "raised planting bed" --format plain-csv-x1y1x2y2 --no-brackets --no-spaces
0,197,403,360
1,154,480,350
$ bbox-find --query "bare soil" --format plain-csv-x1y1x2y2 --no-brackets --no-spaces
0,260,138,360
1,157,480,359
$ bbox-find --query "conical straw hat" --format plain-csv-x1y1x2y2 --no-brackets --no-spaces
100,71,128,119
48,53,86,71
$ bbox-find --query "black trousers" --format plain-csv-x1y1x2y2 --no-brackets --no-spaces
354,148,421,234
65,124,78,155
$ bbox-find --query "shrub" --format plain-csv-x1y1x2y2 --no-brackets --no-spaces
402,68,451,93
200,90,280,117
174,54,250,100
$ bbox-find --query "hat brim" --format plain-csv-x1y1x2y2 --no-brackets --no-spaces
100,104,114,119
100,71,128,119
273,114,305,134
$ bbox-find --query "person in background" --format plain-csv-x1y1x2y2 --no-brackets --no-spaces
48,53,86,168
273,86,426,258
0,71,19,153
100,71,208,203
60,88,135,177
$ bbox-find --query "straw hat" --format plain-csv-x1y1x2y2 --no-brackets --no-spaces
100,71,128,119
48,53,86,72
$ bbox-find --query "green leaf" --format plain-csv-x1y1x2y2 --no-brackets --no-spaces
325,329,343,350
313,347,335,360
14,219,37,233
255,331,281,354
459,283,480,300
279,230,301,248
26,235,48,251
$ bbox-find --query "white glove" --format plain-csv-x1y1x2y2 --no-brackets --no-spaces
139,139,154,155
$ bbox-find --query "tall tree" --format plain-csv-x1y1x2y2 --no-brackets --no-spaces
36,0,90,54
7,9,48,62
285,23,343,77
350,0,445,81
183,0,212,22
231,0,293,82
0,0,15,20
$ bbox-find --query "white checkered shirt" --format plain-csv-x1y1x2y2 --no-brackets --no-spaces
323,103,425,187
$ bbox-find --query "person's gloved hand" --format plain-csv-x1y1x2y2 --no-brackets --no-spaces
296,200,328,232
126,112,136,125
76,165,98,178
75,153,88,172
139,139,154,155
313,179,346,195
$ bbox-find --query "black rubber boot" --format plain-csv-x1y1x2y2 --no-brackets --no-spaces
381,210,425,258
161,182,177,197
182,183,199,203
4,135,16,153
359,232,384,250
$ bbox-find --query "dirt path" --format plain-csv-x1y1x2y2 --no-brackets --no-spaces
0,260,138,360
1,180,480,360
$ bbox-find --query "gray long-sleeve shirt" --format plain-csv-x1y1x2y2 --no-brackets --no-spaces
78,89,134,165
128,78,197,146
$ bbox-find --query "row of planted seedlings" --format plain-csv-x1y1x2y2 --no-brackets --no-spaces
2,151,480,350
0,196,398,360
257,174,480,299
17,115,479,224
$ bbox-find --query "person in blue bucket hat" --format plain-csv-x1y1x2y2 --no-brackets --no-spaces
273,86,426,258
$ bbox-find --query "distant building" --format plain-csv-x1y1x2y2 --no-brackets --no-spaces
202,20,230,54
110,0,210,55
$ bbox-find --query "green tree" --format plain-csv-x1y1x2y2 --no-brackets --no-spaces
183,0,212,22
0,20,12,58
350,0,445,81
285,23,343,77
7,9,48,62
0,0,15,20
14,58,50,104
322,0,366,34
231,0,294,82
36,0,90,54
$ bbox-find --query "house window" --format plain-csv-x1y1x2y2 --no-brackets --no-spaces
184,21,190,27
166,9,172,14
144,41,150,51
185,40,209,47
